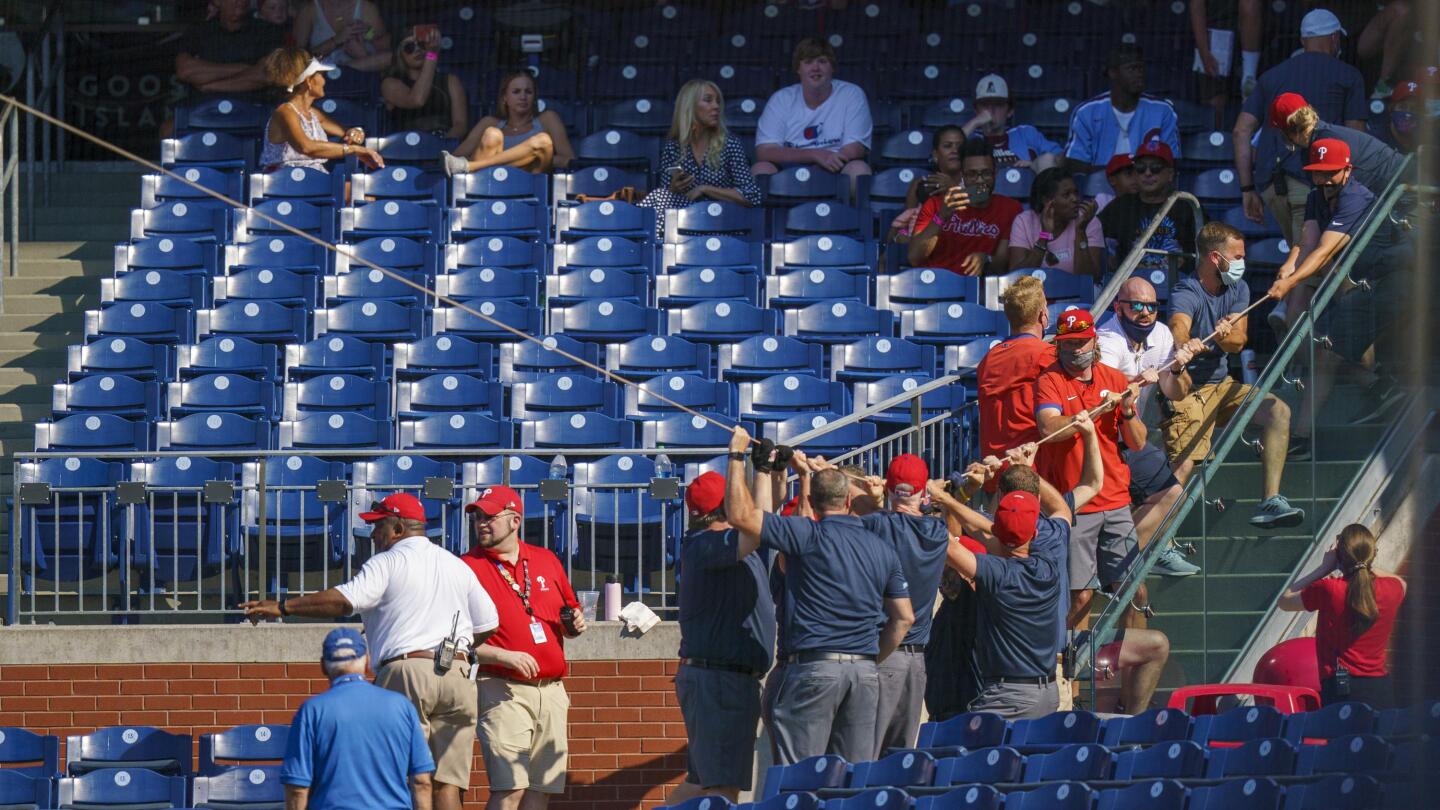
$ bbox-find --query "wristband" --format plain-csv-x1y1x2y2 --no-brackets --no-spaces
727,452,747,461
278,596,290,617
1037,231,1054,242
425,51,439,62
1240,184,1255,193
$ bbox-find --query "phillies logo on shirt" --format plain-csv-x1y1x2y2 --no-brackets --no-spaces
942,217,1001,238
536,575,550,591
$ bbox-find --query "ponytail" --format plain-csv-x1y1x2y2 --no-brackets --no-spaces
1337,524,1379,637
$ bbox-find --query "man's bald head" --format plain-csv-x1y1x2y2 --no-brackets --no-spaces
1114,276,1159,328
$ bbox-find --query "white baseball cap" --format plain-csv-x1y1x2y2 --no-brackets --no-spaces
975,74,1009,102
1300,9,1346,38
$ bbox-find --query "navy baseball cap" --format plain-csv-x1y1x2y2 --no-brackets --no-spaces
322,627,367,663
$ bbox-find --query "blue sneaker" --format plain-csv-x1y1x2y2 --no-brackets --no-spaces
1152,546,1201,577
1249,495,1305,529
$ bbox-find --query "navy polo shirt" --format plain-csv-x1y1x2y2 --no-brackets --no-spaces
1305,176,1373,239
281,674,434,810
971,519,1069,679
760,512,909,656
861,511,950,646
981,492,1074,651
677,528,777,674
1244,52,1367,190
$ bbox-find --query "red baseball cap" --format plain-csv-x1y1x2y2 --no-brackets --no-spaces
1269,92,1308,129
685,472,726,517
992,491,1041,548
1133,140,1174,168
1104,153,1134,176
957,535,988,555
359,492,426,523
465,485,525,517
1391,80,1420,104
1303,138,1351,171
885,454,928,495
1054,308,1097,341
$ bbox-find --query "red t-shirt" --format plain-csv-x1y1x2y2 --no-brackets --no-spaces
914,193,1022,275
1034,361,1131,513
1302,575,1406,678
462,542,579,681
977,334,1057,459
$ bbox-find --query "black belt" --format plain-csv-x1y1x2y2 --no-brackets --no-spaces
787,651,877,664
984,673,1056,686
897,644,926,654
680,658,764,679
379,649,470,669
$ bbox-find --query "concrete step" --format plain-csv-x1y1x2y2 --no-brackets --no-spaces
1176,496,1339,538
0,402,48,422
0,436,35,456
0,332,79,350
18,242,110,262
0,382,51,402
14,258,112,279
1201,459,1362,500
1147,572,1292,613
1163,533,1313,578
27,223,129,244
1152,610,1269,652
1,294,99,314
1,275,96,295
0,347,69,366
0,366,64,386
0,312,85,332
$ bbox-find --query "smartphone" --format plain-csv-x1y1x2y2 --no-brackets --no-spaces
665,166,686,177
413,24,438,42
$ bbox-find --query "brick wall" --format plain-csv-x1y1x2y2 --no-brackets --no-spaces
0,658,690,810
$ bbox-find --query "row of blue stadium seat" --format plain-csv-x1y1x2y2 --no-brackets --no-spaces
0,723,285,777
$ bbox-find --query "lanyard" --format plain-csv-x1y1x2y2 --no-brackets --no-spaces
493,558,533,616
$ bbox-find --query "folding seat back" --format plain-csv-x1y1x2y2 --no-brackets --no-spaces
914,784,1001,810
934,746,1025,785
877,268,980,312
225,236,329,275
278,411,393,450
738,374,849,422
781,200,869,240
994,166,1035,200
669,301,781,345
762,165,847,206
1208,737,1297,779
434,266,540,305
656,267,759,308
520,412,635,449
1114,740,1208,781
771,235,871,273
65,727,193,775
663,234,762,271
597,97,674,136
448,199,544,240
557,199,655,242
1189,777,1283,810
446,234,544,273
900,303,1008,346
369,131,448,166
717,335,823,381
642,412,747,451
833,337,936,382
553,236,653,274
104,269,208,310
191,765,284,809
1095,779,1187,810
175,97,268,137
1284,774,1380,810
247,165,337,205
196,300,307,344
283,373,389,419
572,129,657,172
608,335,711,381
53,374,160,420
546,267,649,306
351,165,446,205
665,200,764,242
161,130,251,172
430,301,544,341
916,712,1008,751
131,199,228,242
852,750,935,788
0,769,50,808
1025,743,1114,782
768,268,869,310
86,302,192,345
1194,705,1285,747
70,337,173,382
142,166,243,208
554,166,649,204
626,373,734,417
213,267,313,309
34,414,149,452
784,301,893,345
394,335,493,379
283,335,385,381
498,335,601,382
877,129,934,168
1283,702,1377,745
1298,734,1390,776
550,300,665,344
340,199,444,241
166,373,275,419
0,727,60,777
156,412,271,451
116,236,216,277
1008,711,1103,751
453,166,547,206
1005,781,1093,810
511,373,620,419
399,413,513,451
56,767,189,807
334,236,434,277
396,373,504,417
759,754,849,798
313,299,422,342
829,788,912,810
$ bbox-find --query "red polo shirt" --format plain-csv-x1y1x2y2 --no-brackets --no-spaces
1033,360,1131,513
1302,576,1405,678
462,541,578,681
977,334,1057,491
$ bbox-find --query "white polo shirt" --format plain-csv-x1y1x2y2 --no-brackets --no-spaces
1096,312,1175,418
336,535,500,670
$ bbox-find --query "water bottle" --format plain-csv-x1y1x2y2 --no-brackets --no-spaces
1240,349,1258,385
654,453,673,481
549,454,568,481
603,576,622,621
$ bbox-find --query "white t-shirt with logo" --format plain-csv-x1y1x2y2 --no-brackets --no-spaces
755,79,873,152
336,535,500,669
1096,313,1175,417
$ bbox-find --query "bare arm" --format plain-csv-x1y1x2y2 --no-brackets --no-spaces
410,772,432,810
877,597,915,663
381,65,439,110
1281,229,1351,290
725,428,764,555
754,143,823,165
927,473,997,540
539,110,575,169
285,785,309,810
1233,111,1260,188
908,217,942,265
174,53,254,87
1068,411,1105,513
837,141,868,161
946,537,979,581
271,106,350,160
1279,546,1339,611
240,587,353,622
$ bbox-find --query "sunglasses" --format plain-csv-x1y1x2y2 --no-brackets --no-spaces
1119,300,1158,313
472,510,515,524
369,500,396,515
401,41,421,54
1134,163,1169,176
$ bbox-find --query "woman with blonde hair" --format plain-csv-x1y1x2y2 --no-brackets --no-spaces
258,46,384,172
1280,523,1406,707
441,69,572,176
639,79,762,236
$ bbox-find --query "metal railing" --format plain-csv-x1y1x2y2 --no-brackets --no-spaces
1091,190,1205,316
22,0,66,240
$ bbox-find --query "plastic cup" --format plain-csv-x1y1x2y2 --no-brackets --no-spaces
577,590,600,622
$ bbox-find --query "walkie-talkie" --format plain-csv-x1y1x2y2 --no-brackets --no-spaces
435,611,462,676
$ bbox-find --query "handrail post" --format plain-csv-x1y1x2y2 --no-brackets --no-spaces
256,458,268,603
7,103,16,278
910,396,924,455
7,461,18,625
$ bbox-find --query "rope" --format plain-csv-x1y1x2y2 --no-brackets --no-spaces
0,93,738,432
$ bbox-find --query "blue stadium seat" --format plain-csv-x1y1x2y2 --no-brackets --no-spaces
553,236,655,275
278,411,393,450
1281,774,1380,810
334,236,437,278
448,199,545,241
933,745,1026,786
434,266,541,306
759,754,849,799
876,268,981,313
771,235,874,275
351,165,446,206
738,374,849,424
399,413,513,451
175,337,279,380
625,373,734,418
1015,98,1076,140
161,130,252,173
241,455,349,567
1297,734,1391,776
1022,743,1114,783
1008,711,1103,752
554,166,649,206
1204,738,1297,779
369,131,450,168
878,129,934,169
235,198,335,242
66,727,192,775
915,712,1009,753
762,166,848,207
282,335,386,381
498,336,601,382
247,166,340,206
1189,777,1283,810
641,412,747,452
1245,237,1291,272
852,374,965,425
572,129,658,173
781,201,870,240
722,97,766,139
192,765,284,810
283,373,389,419
430,301,545,341
1376,700,1440,738
0,727,60,777
394,335,494,380
557,199,655,242
115,236,218,278
608,335,711,381
323,267,425,305
1184,130,1235,166
397,373,504,417
551,300,666,344
993,166,1036,200
130,200,229,243
854,749,936,788
452,166,548,207
662,235,764,275
165,373,276,418
462,454,551,522
0,768,50,808
1095,779,1188,810
314,96,379,133
1189,167,1242,212
710,67,772,102
141,166,243,209
1193,706,1285,747
196,300,308,344
717,335,823,382
69,337,173,382
591,64,672,100
313,299,423,342
34,414,150,452
225,236,330,276
828,788,912,810
156,412,272,451
340,200,445,241
1005,782,1093,810
665,201,765,242
667,796,734,810
52,374,160,420
103,269,207,309
1283,702,1377,745
512,373,620,419
128,456,237,588
865,167,922,227
597,98,674,136
914,784,1001,810
741,794,824,810
784,301,894,347
768,268,869,310
14,457,124,584
669,301,781,346
56,767,189,807
351,455,460,542
1222,204,1283,240
520,412,635,449
174,97,268,138
1112,740,1207,780
213,267,315,309
762,413,875,459
989,268,1095,307
546,267,649,307
900,303,1008,347
657,269,757,312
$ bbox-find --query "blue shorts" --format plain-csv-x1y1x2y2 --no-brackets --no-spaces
1123,443,1179,507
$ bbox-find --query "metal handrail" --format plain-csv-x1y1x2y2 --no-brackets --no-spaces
1072,159,1420,685
1090,190,1205,316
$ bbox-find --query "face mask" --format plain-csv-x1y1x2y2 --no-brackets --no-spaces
1220,256,1246,286
1119,314,1157,342
1393,110,1419,134
1059,345,1095,371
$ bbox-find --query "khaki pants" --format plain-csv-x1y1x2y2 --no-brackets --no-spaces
376,657,479,790
1262,179,1310,246
477,677,570,794
1161,377,1253,464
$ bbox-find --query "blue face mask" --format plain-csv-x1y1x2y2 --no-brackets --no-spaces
1393,110,1419,134
1220,256,1246,286
1119,313,1156,343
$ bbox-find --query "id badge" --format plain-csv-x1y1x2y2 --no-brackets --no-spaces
529,620,548,645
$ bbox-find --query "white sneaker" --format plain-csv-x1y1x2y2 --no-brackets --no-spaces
441,150,469,177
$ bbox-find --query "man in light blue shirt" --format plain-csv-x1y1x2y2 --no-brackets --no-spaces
964,73,1062,172
1065,43,1181,175
282,628,436,810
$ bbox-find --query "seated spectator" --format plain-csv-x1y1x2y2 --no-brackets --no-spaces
259,47,384,172
292,0,392,72
963,73,1062,172
639,79,762,238
887,125,964,240
907,137,1020,276
752,37,872,181
380,26,468,137
1065,43,1181,175
175,0,287,104
1094,154,1138,212
1098,139,1198,277
1008,167,1104,277
1280,523,1405,707
1378,78,1423,153
258,0,294,28
442,70,573,176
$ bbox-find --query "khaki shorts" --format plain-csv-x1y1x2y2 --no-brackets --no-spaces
1262,180,1310,246
478,677,570,794
375,657,479,790
1162,377,1253,464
